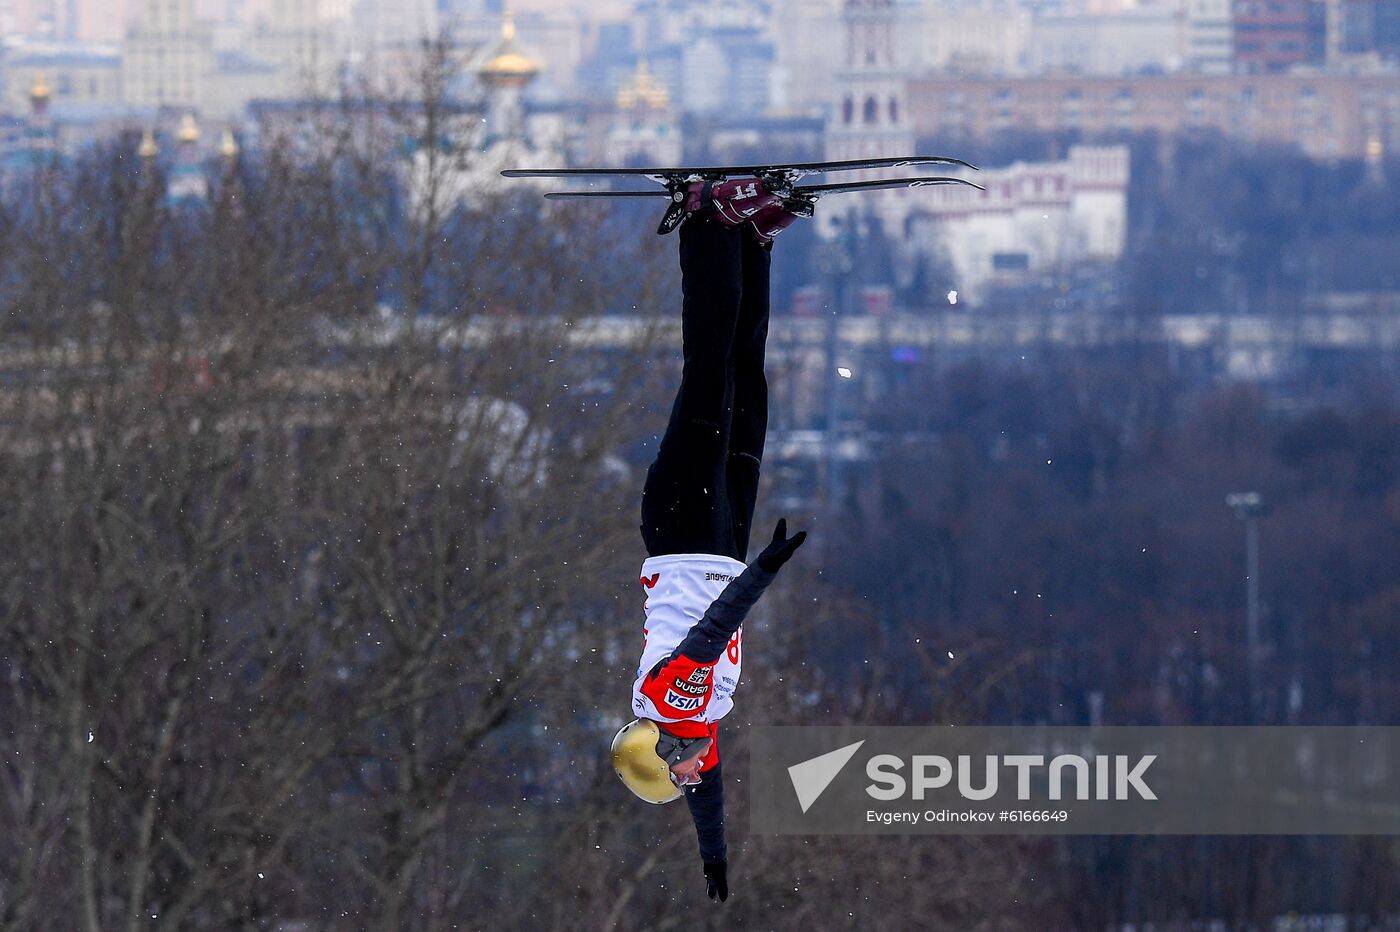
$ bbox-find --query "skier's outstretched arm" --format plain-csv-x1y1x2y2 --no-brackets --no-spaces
674,519,806,664
662,519,805,903
685,763,728,901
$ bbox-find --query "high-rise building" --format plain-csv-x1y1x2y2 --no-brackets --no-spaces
771,0,842,114
1187,0,1233,74
1326,0,1369,56
679,27,773,116
254,0,348,98
73,0,132,42
1338,0,1400,61
1379,1,1400,60
122,0,216,108
919,0,1031,76
2,0,64,37
4,0,132,42
1233,0,1326,73
349,0,437,51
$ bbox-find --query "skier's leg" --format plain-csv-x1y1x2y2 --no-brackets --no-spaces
726,235,772,561
640,214,745,559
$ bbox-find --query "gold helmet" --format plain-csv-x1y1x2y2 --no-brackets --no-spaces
610,719,712,805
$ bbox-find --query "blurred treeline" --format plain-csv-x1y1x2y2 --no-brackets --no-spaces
803,355,1400,929
2,44,1399,931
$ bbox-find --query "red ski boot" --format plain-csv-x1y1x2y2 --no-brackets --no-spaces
686,177,805,242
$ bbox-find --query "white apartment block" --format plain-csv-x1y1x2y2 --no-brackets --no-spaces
906,146,1131,302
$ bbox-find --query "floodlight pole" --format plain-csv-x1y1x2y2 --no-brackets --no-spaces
1226,491,1265,721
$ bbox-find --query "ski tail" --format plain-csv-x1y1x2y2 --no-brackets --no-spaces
542,190,671,199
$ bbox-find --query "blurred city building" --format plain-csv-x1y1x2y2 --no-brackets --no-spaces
1328,0,1400,63
603,60,681,166
2,0,1399,210
0,0,131,42
347,0,437,56
403,11,567,209
1,39,121,112
1031,6,1183,74
824,0,916,233
1232,0,1326,73
166,111,210,204
910,71,1400,159
771,0,842,114
0,74,61,177
576,0,775,120
122,0,217,109
906,145,1130,302
248,0,349,102
1187,0,1234,74
919,0,1031,76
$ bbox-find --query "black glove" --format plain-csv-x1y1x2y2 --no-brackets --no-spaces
756,518,806,573
703,860,729,902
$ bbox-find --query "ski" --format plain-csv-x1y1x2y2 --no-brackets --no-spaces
541,176,982,199
542,190,670,198
502,154,978,185
541,175,985,232
791,176,984,195
506,155,981,233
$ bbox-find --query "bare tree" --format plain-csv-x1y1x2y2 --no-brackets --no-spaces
0,35,673,929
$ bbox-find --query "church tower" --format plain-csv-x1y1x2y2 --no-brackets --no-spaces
167,113,209,206
824,0,916,227
476,11,541,149
27,76,55,155
606,61,681,167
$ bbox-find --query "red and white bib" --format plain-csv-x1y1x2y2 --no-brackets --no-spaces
631,553,746,733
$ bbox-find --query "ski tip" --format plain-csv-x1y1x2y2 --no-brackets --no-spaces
903,156,980,172
935,157,979,172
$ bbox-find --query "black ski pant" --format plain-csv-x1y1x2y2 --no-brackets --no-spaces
640,215,771,562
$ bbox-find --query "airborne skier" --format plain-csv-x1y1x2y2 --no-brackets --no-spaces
498,153,976,902
608,178,808,903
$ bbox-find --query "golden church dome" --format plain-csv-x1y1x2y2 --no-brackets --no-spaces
478,12,540,82
617,60,669,110
177,113,200,144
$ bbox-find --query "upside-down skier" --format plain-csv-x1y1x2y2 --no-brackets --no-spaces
610,179,807,903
